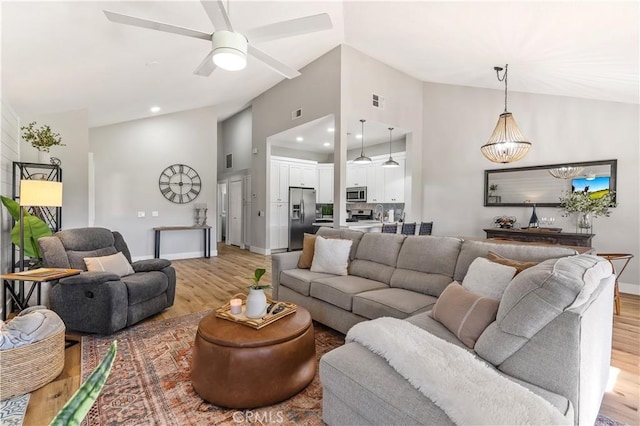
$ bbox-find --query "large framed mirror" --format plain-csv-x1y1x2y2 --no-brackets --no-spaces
484,159,617,207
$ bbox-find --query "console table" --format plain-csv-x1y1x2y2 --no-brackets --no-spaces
484,228,594,248
153,225,212,259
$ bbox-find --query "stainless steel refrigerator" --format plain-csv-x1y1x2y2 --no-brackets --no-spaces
288,187,316,251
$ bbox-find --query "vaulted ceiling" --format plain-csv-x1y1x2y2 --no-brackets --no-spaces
2,1,638,128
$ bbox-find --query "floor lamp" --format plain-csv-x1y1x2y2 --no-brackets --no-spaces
19,180,63,271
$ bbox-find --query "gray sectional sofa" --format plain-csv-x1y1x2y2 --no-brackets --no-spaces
271,227,615,425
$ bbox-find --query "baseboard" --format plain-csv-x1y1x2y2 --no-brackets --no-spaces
250,246,270,255
619,282,639,296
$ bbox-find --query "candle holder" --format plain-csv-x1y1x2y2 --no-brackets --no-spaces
194,203,208,226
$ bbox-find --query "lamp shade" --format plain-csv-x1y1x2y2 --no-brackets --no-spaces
20,180,63,207
481,112,531,163
212,30,247,71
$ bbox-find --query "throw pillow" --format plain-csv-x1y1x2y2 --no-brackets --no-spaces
310,236,352,276
297,233,317,269
84,252,134,277
486,251,539,275
431,281,500,349
462,257,516,300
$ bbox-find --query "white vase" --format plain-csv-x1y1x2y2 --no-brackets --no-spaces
245,288,267,318
38,151,51,164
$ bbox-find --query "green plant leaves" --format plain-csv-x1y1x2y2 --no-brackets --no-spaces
2,195,53,258
254,268,266,283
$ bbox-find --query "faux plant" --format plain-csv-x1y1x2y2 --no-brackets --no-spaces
0,195,53,259
50,341,117,426
558,191,616,218
247,268,271,290
21,121,65,152
489,184,499,192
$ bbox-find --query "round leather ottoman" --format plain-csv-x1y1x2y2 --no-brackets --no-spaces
191,307,316,408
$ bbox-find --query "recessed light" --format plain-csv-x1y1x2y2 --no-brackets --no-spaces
356,134,362,139
323,142,331,147
327,127,335,133
296,136,304,142
150,106,161,113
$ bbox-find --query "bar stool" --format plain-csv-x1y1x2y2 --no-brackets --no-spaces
418,222,434,235
382,223,398,234
596,253,633,315
401,222,416,235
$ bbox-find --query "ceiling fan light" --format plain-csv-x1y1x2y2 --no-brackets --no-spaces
212,30,247,71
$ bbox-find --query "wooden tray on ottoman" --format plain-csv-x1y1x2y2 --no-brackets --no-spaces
215,293,297,329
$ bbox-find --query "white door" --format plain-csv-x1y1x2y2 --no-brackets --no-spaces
229,180,243,247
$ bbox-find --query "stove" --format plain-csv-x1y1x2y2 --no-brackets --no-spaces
349,209,373,222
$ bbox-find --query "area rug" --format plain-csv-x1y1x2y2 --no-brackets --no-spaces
81,310,344,425
0,394,30,426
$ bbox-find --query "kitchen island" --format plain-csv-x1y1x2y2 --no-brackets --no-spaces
312,220,399,233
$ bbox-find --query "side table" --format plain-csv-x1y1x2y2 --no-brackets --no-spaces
597,253,633,316
1,268,81,320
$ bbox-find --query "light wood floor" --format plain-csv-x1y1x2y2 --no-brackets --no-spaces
22,244,640,425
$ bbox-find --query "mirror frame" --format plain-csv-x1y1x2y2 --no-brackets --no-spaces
484,159,617,207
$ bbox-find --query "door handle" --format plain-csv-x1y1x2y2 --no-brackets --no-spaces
300,198,305,222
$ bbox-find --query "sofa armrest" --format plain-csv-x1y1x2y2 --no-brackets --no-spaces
271,252,302,299
58,271,120,285
132,258,171,272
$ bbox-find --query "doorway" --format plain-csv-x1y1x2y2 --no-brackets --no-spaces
217,182,227,242
228,179,243,247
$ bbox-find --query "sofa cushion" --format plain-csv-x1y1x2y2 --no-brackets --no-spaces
310,276,388,311
487,251,539,275
352,288,437,320
56,227,115,251
454,240,578,282
316,227,364,261
67,247,118,271
475,254,613,365
390,269,455,298
310,236,352,276
297,233,316,269
462,257,516,300
280,269,335,297
350,233,406,284
431,282,499,349
84,252,135,277
121,271,169,305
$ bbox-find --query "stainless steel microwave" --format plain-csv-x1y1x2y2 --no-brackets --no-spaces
346,187,367,202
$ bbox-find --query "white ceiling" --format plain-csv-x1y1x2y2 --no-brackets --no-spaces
2,1,638,128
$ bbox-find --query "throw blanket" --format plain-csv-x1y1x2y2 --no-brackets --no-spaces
0,306,65,350
346,317,570,425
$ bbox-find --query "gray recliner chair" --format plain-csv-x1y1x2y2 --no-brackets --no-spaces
38,227,176,334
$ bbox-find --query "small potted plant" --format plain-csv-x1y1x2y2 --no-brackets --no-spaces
245,268,271,318
21,121,65,164
559,190,616,233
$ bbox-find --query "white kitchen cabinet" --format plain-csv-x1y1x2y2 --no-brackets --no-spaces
346,164,368,188
367,162,385,203
290,164,317,188
270,202,289,250
317,164,334,203
384,158,405,202
270,161,290,202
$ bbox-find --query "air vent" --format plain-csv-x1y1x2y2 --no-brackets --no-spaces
226,153,233,169
372,93,385,110
291,108,303,120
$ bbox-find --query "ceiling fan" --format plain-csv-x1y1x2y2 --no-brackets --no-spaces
103,0,332,79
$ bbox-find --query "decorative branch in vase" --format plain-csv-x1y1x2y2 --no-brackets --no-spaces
559,190,616,233
21,121,65,164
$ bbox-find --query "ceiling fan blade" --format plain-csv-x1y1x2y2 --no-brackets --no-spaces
104,10,211,41
200,0,233,31
193,50,217,77
244,13,332,43
247,45,301,79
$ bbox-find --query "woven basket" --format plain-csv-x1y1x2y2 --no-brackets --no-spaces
0,327,65,400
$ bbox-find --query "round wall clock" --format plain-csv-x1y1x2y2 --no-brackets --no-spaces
158,164,201,204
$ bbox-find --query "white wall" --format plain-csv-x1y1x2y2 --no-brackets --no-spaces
90,106,217,260
251,46,342,252
20,109,89,229
1,99,20,317
341,46,424,223
422,82,640,292
218,107,252,181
